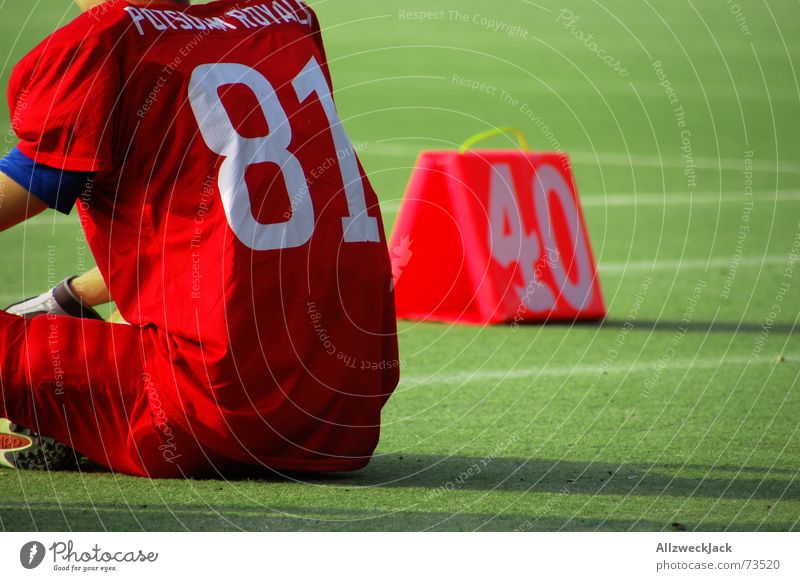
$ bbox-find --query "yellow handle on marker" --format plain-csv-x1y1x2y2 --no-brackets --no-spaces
458,126,530,154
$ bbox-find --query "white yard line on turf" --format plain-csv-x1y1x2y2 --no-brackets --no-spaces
399,354,788,388
378,190,800,213
335,71,800,102
17,217,79,228
580,191,800,207
365,142,800,174
10,237,788,276
19,190,799,227
599,255,788,274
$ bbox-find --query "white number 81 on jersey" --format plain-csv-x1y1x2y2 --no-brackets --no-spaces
188,57,380,251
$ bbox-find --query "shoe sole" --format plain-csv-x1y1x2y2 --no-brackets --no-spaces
0,418,78,470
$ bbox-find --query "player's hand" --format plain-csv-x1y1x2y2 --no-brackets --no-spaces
5,277,104,320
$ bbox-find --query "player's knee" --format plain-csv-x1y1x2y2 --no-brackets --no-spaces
22,318,80,396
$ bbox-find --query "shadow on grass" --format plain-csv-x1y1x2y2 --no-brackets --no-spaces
1,500,793,532
68,454,800,502
2,454,796,531
352,455,800,501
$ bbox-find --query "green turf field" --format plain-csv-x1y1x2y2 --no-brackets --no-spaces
0,0,798,531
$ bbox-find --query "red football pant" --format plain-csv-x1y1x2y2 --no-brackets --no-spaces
0,311,208,478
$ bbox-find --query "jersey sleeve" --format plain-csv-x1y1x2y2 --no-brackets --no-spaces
0,146,91,215
7,23,120,173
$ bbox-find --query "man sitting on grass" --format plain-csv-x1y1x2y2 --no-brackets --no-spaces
0,0,399,477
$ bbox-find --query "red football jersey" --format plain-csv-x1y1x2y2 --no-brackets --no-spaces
8,0,399,471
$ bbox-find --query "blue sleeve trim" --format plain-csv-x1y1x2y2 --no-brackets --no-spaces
0,146,92,215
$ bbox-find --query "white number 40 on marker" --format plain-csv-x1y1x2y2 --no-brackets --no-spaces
488,162,594,312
